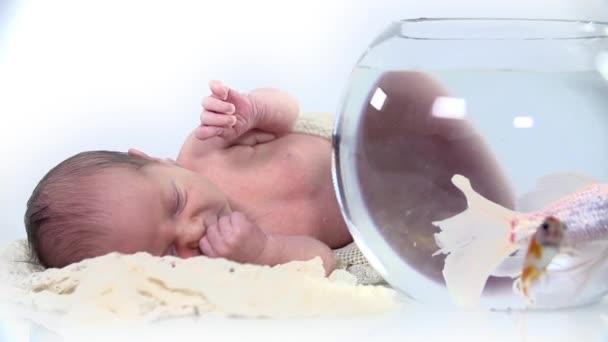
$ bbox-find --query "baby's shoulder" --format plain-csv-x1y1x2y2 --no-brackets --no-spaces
177,147,227,172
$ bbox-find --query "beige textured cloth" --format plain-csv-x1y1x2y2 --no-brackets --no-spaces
292,112,336,139
0,240,399,322
293,113,384,285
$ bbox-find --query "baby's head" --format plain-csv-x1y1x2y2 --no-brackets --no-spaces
25,150,231,268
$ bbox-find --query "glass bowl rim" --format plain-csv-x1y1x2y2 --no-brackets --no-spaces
395,17,608,40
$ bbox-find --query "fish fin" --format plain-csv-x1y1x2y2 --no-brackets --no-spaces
433,174,520,307
539,269,549,289
512,277,535,305
556,246,578,259
530,243,608,303
516,173,599,212
547,242,605,273
491,251,526,278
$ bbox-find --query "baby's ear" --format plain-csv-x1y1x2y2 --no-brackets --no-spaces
128,148,180,166
127,148,155,160
163,158,180,166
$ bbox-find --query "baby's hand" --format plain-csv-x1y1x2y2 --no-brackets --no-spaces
199,212,268,264
195,80,258,141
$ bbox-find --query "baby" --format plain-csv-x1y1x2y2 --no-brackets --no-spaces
25,80,348,275
24,71,515,284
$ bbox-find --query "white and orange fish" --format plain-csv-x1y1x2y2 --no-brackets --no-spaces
514,216,566,302
433,173,608,308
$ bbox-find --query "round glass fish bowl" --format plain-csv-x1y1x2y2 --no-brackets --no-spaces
333,18,608,310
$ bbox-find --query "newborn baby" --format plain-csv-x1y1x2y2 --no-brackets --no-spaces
25,80,346,275
24,72,514,282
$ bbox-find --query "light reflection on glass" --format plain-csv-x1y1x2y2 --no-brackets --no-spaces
370,87,387,111
580,22,596,33
513,116,534,128
431,96,467,119
595,51,608,81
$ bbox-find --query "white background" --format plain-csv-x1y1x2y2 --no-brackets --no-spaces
1,0,607,245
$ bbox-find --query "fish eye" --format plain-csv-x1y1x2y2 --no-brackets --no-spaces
542,223,549,230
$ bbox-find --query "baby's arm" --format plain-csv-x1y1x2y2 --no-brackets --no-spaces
248,87,299,137
195,82,299,141
199,212,336,275
256,234,337,275
178,81,299,161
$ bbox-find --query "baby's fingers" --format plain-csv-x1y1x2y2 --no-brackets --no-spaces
206,223,229,257
202,96,235,114
194,125,224,140
209,80,229,100
199,236,218,258
200,111,237,127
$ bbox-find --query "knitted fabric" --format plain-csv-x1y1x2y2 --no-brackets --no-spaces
293,113,384,285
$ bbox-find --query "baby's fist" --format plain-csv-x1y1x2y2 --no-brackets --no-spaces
196,81,257,141
199,212,268,264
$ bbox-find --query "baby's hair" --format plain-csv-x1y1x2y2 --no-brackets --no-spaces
24,151,156,268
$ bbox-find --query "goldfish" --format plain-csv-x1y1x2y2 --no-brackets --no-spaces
432,173,608,308
514,216,566,303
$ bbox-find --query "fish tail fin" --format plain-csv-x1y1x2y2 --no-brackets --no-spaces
512,277,535,306
433,174,520,307
517,265,542,303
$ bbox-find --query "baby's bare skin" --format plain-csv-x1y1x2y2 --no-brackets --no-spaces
162,81,349,274
180,134,350,247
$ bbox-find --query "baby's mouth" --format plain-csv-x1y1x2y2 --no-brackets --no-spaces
167,244,177,257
